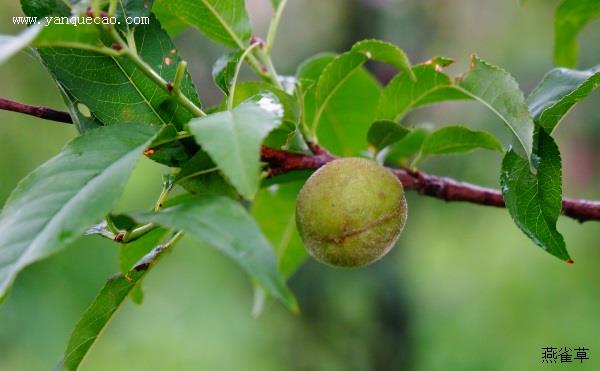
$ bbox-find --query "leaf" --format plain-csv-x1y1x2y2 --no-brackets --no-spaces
376,63,469,121
225,81,306,153
175,150,238,198
351,39,415,80
154,0,251,49
500,129,570,262
56,84,102,133
60,236,176,371
252,181,308,277
367,120,411,152
152,1,189,36
132,196,298,310
228,81,299,125
0,124,157,300
456,56,534,161
296,53,336,83
554,0,600,67
36,15,200,130
0,24,42,65
384,128,430,165
527,64,600,132
21,0,69,18
421,126,503,157
189,93,283,200
212,51,242,95
119,228,169,273
313,51,368,130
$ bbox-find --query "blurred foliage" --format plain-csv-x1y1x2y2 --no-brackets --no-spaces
1,0,600,370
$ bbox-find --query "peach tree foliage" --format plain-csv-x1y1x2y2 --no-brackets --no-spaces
0,0,598,369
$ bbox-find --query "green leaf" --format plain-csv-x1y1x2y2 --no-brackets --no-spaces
500,129,570,262
153,1,189,36
299,52,382,155
21,0,69,18
554,0,600,67
367,120,411,152
189,93,283,200
32,23,101,49
225,81,306,153
252,181,308,277
212,51,242,95
311,51,368,132
456,56,534,161
37,15,200,130
351,39,415,80
60,234,176,371
0,124,157,300
132,196,298,310
119,228,169,273
376,63,469,121
154,0,251,49
0,24,42,65
384,128,430,165
296,53,336,83
56,84,102,133
421,126,503,157
175,150,238,198
527,64,600,132
228,81,299,125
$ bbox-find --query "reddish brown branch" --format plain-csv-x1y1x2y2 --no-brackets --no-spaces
261,146,600,223
2,97,600,222
0,98,73,124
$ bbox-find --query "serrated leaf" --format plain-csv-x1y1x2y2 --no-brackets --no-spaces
376,64,469,121
527,64,600,132
298,52,381,155
154,0,251,49
0,24,42,65
189,94,283,200
0,124,157,300
313,51,368,129
36,15,200,130
132,196,298,310
212,51,242,95
367,120,411,152
421,126,503,157
500,129,570,261
554,0,600,67
351,39,415,80
60,235,175,371
456,56,534,161
252,181,308,277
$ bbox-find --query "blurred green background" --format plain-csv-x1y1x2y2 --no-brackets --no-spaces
1,0,600,370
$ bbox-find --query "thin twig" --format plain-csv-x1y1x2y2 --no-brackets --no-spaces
2,98,600,223
0,98,72,123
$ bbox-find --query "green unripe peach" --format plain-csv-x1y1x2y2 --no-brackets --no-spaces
295,157,407,267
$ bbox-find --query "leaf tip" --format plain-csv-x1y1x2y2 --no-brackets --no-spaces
565,258,574,265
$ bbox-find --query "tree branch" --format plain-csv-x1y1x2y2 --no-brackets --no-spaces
0,98,72,124
261,146,600,223
2,97,600,222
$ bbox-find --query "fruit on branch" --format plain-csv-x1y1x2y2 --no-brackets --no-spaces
295,157,407,267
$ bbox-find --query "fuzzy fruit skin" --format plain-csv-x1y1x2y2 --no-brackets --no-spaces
295,157,407,267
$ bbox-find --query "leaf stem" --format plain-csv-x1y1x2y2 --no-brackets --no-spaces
265,0,288,54
228,43,262,110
